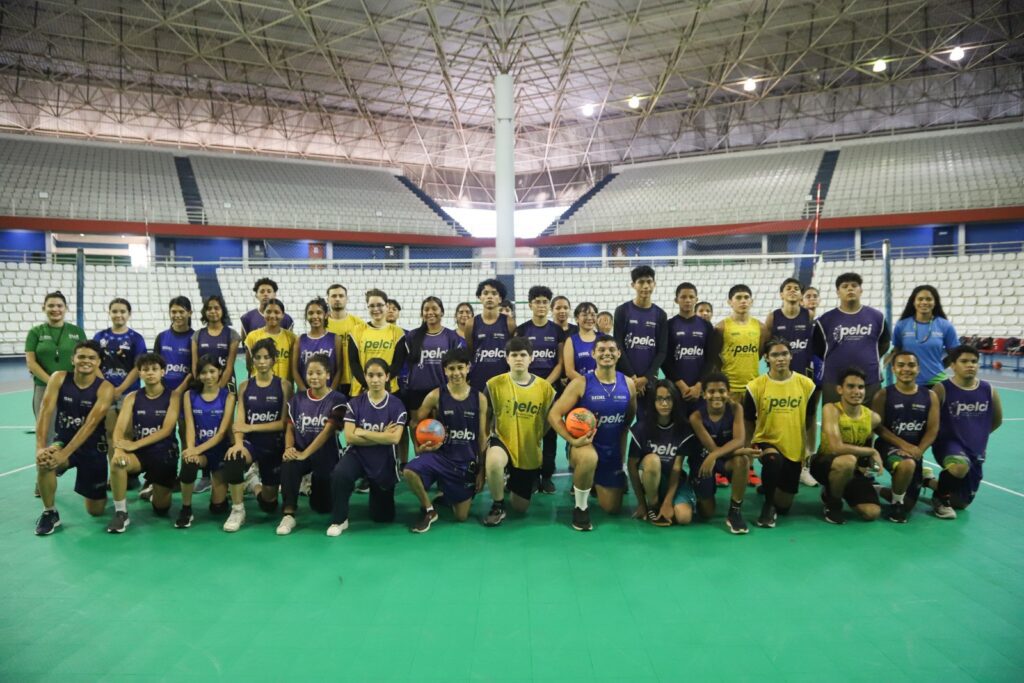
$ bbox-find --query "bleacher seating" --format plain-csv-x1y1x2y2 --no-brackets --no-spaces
0,262,78,356
824,126,1024,218
190,155,461,235
0,137,185,223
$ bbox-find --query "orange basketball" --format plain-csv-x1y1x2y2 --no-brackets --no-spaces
993,361,1003,370
565,407,597,438
415,419,446,446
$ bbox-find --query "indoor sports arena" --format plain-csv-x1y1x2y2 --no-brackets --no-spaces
1,1,1023,681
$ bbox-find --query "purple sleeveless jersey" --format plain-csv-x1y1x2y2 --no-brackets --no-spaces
814,306,887,384
770,308,813,377
936,380,994,462
618,301,664,377
665,314,714,386
297,332,337,385
470,314,511,392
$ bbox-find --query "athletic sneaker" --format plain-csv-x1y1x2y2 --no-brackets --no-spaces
726,506,749,534
106,511,130,534
174,505,194,529
799,466,818,487
139,483,154,501
223,507,246,532
326,520,349,537
299,473,312,497
355,478,370,494
748,468,762,487
645,508,671,527
276,515,297,535
756,502,776,528
887,504,908,523
538,477,556,494
194,476,212,494
932,498,957,520
822,493,846,525
243,465,261,497
411,508,439,533
572,506,592,532
483,503,507,527
34,509,61,536
714,473,729,488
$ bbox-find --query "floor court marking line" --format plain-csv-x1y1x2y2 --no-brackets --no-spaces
924,460,1024,499
0,463,36,478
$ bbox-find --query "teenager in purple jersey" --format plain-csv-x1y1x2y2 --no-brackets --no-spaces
291,298,342,392
927,345,1003,519
386,299,402,326
465,279,516,393
106,353,181,533
552,296,580,339
176,356,235,528
327,358,408,537
276,354,347,535
695,301,713,322
223,338,292,532
33,341,114,535
94,298,148,460
613,265,668,420
564,302,598,382
240,277,295,338
664,282,718,404
191,295,241,391
153,296,194,394
404,348,487,532
514,286,565,493
596,311,614,336
812,272,891,405
454,302,474,341
870,350,939,522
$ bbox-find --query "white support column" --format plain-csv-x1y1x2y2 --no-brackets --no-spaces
601,242,608,267
325,242,334,261
242,238,249,267
494,73,516,290
957,223,966,256
403,245,410,269
854,229,862,258
761,234,768,254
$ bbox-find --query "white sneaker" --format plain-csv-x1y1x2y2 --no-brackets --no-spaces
326,520,349,537
243,465,261,497
799,466,818,487
299,473,312,497
933,499,957,520
223,507,246,532
276,515,297,535
138,483,154,501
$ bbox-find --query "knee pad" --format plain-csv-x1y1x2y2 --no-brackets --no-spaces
209,500,230,514
258,493,279,513
151,504,170,517
222,458,246,486
178,461,199,484
942,454,970,470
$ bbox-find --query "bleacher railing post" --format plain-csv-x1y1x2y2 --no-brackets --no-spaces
882,239,893,386
76,248,85,330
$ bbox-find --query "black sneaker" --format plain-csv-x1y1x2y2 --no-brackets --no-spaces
726,506,749,534
355,478,370,494
537,477,556,495
431,493,450,509
35,509,61,536
887,504,908,524
174,505,194,529
571,506,592,531
106,511,130,534
411,508,438,534
755,502,776,528
483,503,507,527
646,508,672,527
822,493,846,525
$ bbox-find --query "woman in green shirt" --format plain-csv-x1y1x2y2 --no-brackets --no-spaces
26,291,86,439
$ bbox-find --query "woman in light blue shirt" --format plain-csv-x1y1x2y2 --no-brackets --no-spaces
891,285,959,386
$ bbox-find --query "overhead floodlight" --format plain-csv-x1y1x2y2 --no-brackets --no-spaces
743,78,757,92
872,58,887,73
628,95,640,109
950,46,965,62
581,103,595,117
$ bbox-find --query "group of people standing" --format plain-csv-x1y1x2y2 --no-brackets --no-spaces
27,266,1002,537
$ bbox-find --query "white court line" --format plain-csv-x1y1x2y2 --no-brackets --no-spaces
0,425,36,430
0,463,36,478
0,388,32,395
984,382,1024,393
924,460,1024,499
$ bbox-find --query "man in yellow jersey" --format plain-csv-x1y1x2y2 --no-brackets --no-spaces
718,284,768,486
482,336,556,527
811,367,883,524
325,284,364,397
348,289,404,396
743,338,816,528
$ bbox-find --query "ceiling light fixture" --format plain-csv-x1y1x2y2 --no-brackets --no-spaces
949,46,965,62
581,103,595,117
743,78,757,92
872,58,887,73
628,95,640,109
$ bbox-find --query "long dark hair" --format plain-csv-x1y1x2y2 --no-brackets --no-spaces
898,285,948,321
200,295,232,327
641,379,687,442
405,296,446,367
190,354,222,393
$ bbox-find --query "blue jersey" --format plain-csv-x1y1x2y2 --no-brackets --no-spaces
242,376,286,454
770,308,813,377
569,333,597,375
615,301,666,377
289,389,347,461
296,332,337,386
664,314,714,386
515,320,563,378
578,372,631,454
936,380,994,462
403,328,465,392
154,328,193,391
55,374,107,453
131,388,177,457
880,385,932,448
344,392,408,482
435,386,481,464
628,421,692,466
697,401,735,450
93,327,147,390
190,388,229,458
470,314,511,392
194,327,240,374
892,317,959,385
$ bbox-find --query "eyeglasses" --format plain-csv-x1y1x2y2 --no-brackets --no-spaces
655,396,673,403
367,303,385,309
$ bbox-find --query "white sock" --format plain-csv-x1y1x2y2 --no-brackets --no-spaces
573,486,590,511
892,492,906,505
232,503,244,512
114,499,127,513
425,506,434,514
44,505,56,512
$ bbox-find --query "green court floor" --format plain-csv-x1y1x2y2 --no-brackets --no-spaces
1,384,1022,682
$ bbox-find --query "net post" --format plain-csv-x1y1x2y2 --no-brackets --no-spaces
76,248,85,330
881,239,893,386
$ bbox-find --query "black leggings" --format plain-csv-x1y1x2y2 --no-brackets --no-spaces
330,452,396,525
280,457,333,514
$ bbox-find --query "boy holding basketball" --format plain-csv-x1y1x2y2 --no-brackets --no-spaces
403,348,487,532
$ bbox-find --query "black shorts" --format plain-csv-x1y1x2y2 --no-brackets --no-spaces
135,447,178,489
811,454,881,507
488,435,539,500
756,443,801,495
399,388,431,414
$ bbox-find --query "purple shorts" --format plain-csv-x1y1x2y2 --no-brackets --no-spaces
405,451,476,504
